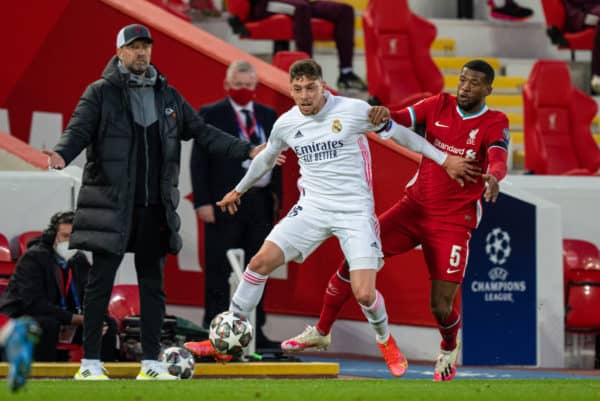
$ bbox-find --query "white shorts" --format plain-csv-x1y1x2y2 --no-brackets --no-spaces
265,203,384,271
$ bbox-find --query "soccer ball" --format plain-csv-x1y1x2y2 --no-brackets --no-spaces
209,311,253,356
159,346,195,379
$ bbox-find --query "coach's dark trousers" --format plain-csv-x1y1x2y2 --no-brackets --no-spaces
250,0,355,68
83,206,167,361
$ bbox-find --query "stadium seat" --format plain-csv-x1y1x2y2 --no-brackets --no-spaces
0,233,14,277
562,238,600,368
563,239,600,298
540,0,596,60
147,0,192,22
18,230,42,257
226,0,334,54
108,284,141,332
272,50,310,74
522,60,600,175
362,0,443,109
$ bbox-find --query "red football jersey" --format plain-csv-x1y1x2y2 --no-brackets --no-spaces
393,93,509,229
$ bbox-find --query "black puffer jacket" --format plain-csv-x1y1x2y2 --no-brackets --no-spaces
55,56,252,255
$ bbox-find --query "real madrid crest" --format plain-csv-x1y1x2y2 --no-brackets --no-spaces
332,119,342,133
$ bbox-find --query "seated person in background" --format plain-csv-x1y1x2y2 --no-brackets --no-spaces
0,212,117,362
0,314,40,392
247,0,367,90
561,0,600,92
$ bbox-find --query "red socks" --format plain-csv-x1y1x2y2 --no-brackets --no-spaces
439,308,461,351
316,262,353,335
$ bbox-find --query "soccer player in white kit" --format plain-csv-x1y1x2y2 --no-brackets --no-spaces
217,59,476,376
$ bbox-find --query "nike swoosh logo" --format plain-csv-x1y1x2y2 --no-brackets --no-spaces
435,121,449,128
446,268,461,274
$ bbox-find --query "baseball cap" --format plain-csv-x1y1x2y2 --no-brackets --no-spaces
116,24,153,48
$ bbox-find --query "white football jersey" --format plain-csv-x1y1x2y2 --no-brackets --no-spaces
268,92,382,213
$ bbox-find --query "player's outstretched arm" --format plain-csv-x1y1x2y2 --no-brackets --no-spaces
217,189,243,215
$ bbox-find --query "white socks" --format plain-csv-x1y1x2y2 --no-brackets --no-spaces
360,291,390,343
229,268,268,319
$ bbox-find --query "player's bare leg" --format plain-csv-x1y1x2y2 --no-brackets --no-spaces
431,280,461,382
351,268,407,377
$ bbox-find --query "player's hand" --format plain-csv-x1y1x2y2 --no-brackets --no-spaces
216,189,242,215
249,144,286,166
196,205,215,224
249,144,266,159
482,173,500,202
42,149,65,170
368,106,391,125
442,155,481,187
275,153,286,166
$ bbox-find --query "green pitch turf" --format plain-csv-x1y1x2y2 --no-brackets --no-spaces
2,379,600,400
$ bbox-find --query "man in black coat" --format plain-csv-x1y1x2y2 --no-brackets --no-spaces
188,60,281,353
0,212,117,362
42,24,264,380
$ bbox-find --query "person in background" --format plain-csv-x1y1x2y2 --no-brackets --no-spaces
0,211,118,362
241,0,368,91
41,24,266,380
186,60,281,358
560,1,600,93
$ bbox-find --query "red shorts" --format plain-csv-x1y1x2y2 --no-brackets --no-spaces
379,196,472,283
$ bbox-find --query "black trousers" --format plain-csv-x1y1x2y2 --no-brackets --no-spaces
203,188,273,335
33,315,118,362
84,206,167,360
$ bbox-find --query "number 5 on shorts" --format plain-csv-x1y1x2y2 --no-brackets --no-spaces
449,245,462,267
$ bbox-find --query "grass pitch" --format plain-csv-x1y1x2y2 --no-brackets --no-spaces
3,379,600,401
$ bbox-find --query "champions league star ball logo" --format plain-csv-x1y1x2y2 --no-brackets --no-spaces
485,227,512,265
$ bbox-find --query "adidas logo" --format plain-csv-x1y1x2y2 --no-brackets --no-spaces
80,369,91,378
145,369,160,378
294,131,303,138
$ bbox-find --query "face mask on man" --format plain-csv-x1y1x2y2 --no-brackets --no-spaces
227,88,255,106
55,241,77,261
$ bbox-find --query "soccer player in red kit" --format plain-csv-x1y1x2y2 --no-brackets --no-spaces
281,59,509,381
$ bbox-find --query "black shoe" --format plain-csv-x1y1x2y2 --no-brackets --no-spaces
337,72,368,91
546,26,570,47
489,1,533,21
227,15,251,36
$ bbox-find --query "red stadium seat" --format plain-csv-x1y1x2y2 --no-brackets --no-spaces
362,0,443,109
541,0,596,59
272,50,310,74
562,239,600,368
108,284,141,332
563,239,600,298
18,231,43,257
0,233,15,277
523,60,600,175
226,0,334,54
